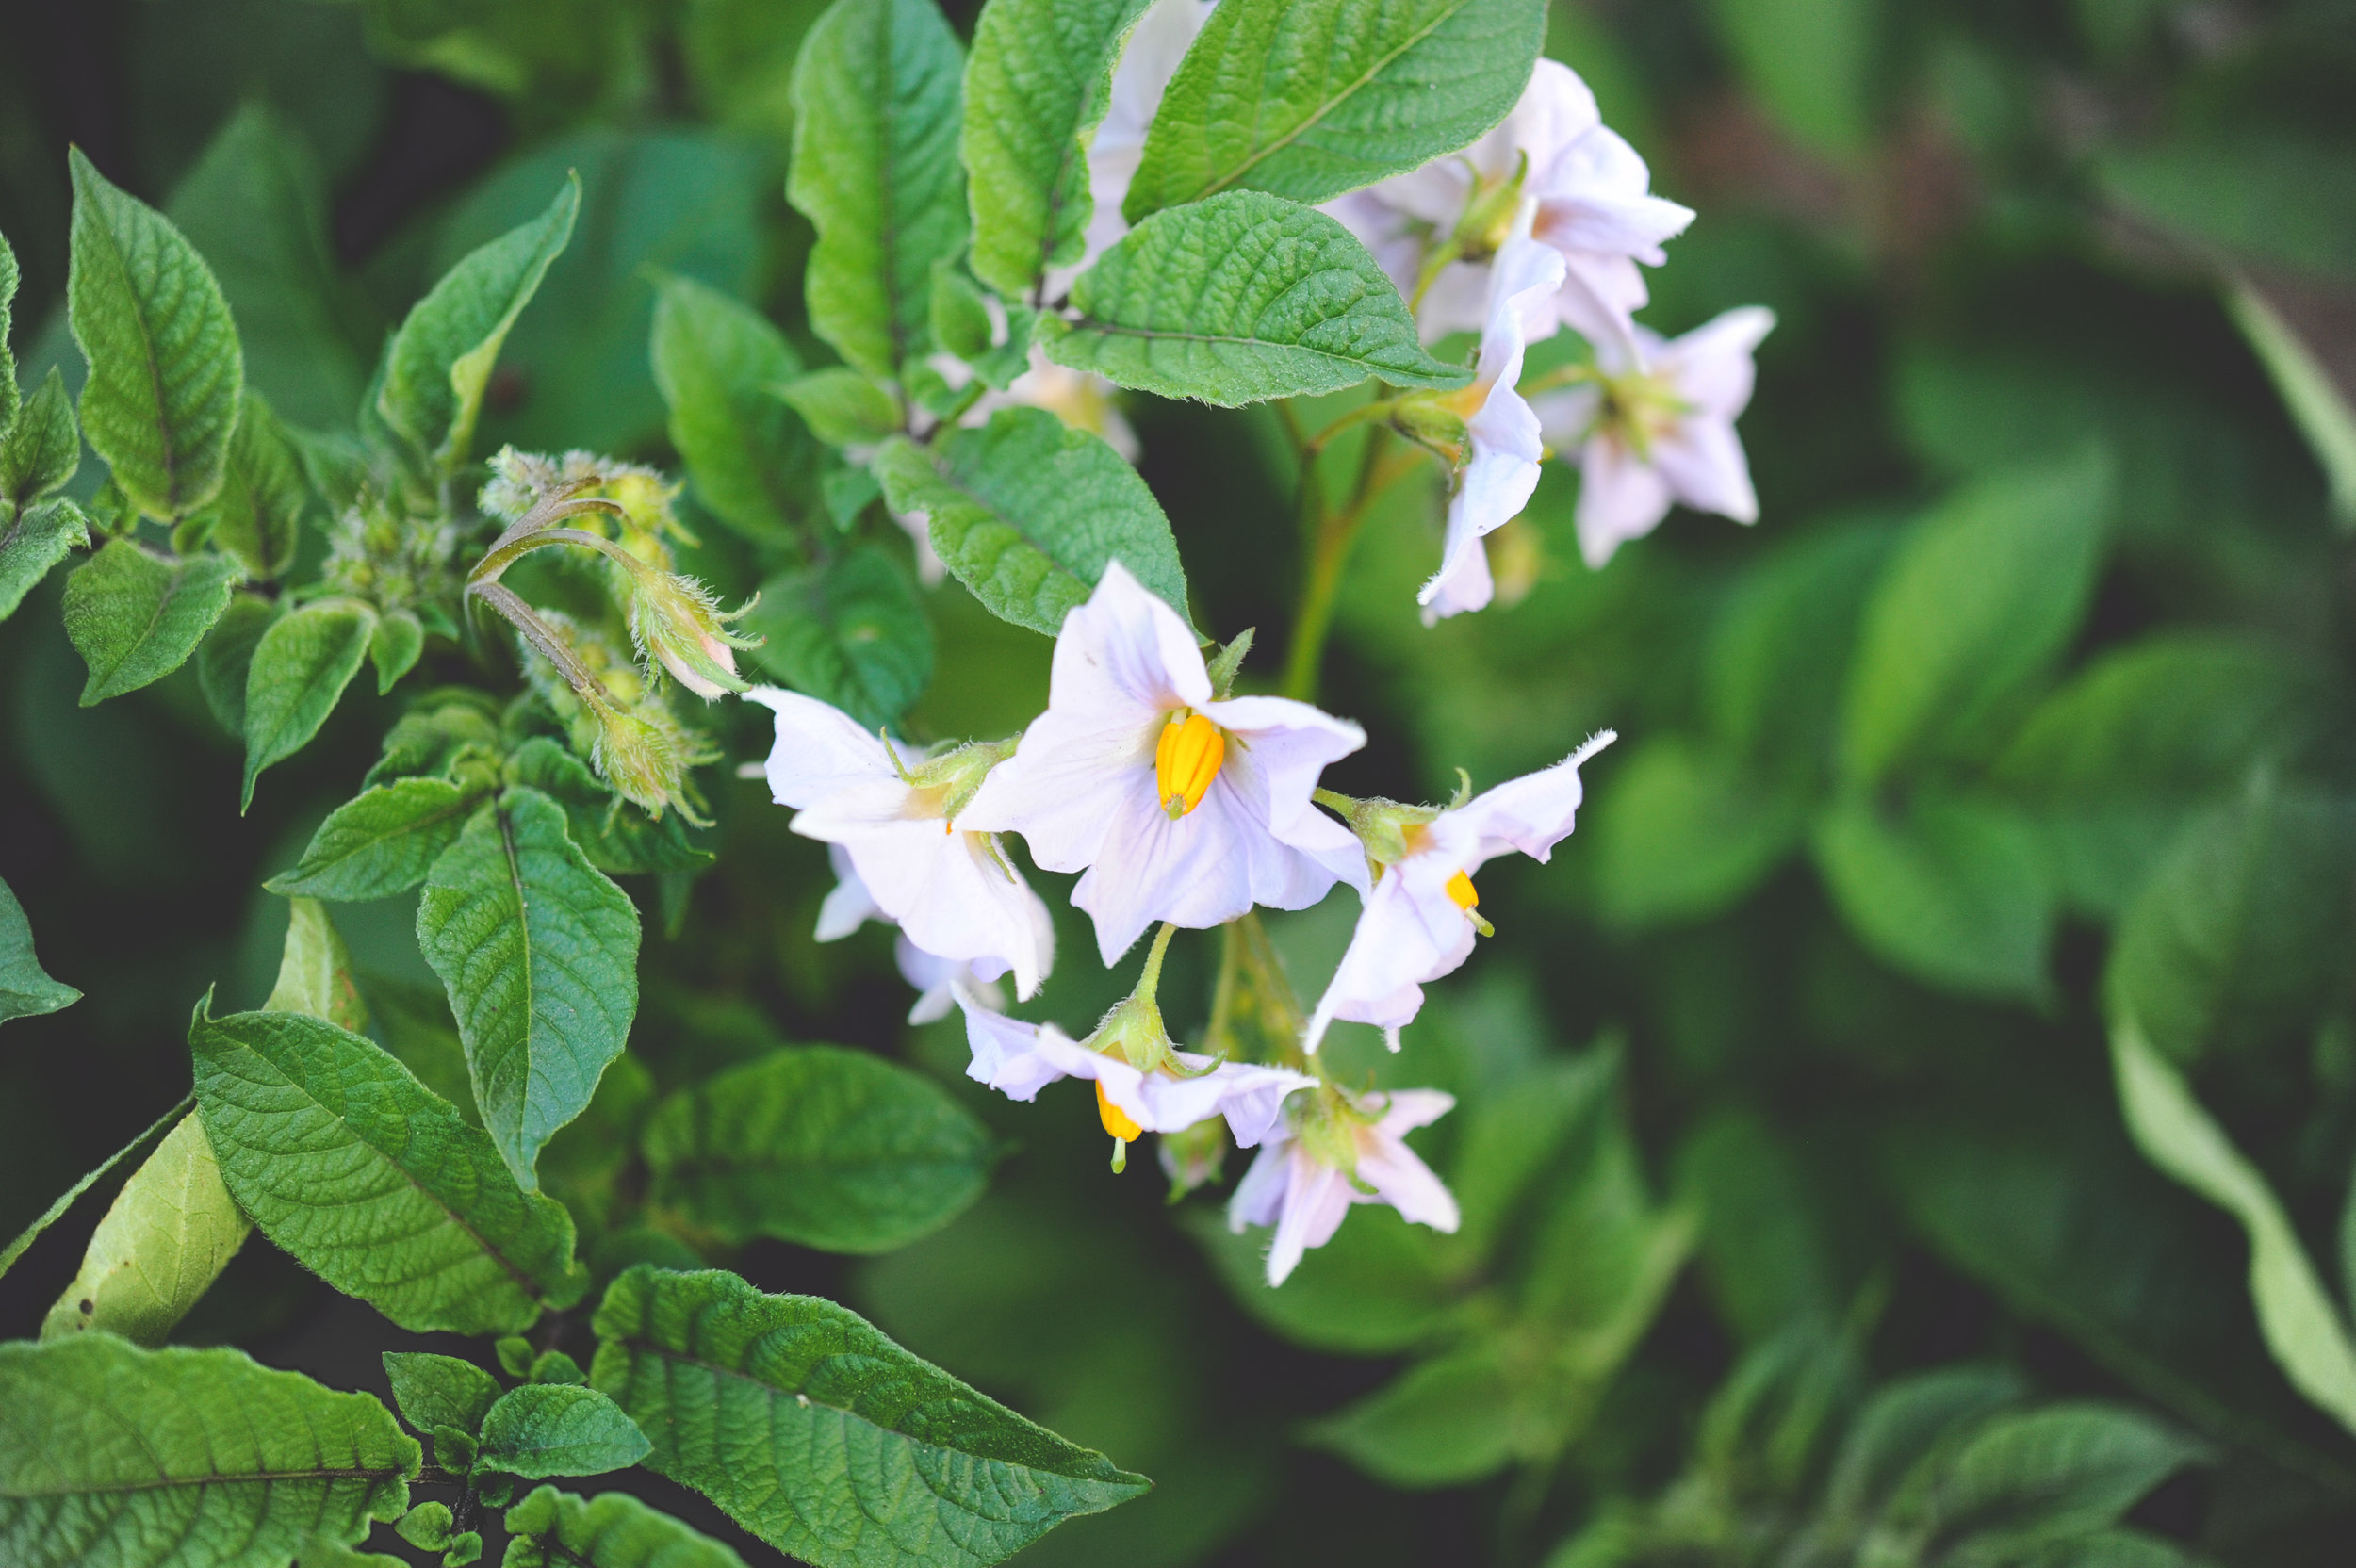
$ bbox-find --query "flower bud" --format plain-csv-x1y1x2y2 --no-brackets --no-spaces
629,573,761,701
593,698,716,825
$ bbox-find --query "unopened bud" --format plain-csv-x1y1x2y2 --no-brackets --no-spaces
1389,392,1471,470
630,574,761,701
593,699,716,825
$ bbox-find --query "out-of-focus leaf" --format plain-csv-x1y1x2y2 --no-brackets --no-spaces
649,272,807,543
502,1486,750,1568
1818,1364,2027,1527
61,539,243,705
2100,133,2356,283
2228,276,2356,530
746,546,934,729
1812,792,2052,1001
774,368,903,447
1676,1110,1855,1345
788,0,968,381
37,1112,248,1346
242,598,378,808
1707,0,1879,157
476,1384,650,1479
196,592,283,735
1189,1203,1461,1355
873,406,1187,635
1124,0,1546,218
0,874,79,1028
1702,515,1893,765
265,897,372,1034
1594,738,1809,930
66,147,243,520
205,391,307,581
1304,1343,1522,1488
1042,192,1470,405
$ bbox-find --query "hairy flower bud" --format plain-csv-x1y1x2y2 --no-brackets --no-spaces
629,571,761,701
593,697,716,824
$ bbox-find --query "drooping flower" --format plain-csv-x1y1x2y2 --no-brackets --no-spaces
959,562,1367,965
1307,733,1616,1051
1412,231,1566,623
1056,0,1219,296
751,687,1053,998
1228,1084,1460,1286
813,845,1023,1023
1324,59,1692,352
1531,305,1775,568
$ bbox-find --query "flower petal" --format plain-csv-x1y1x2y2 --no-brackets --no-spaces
1661,304,1775,416
815,844,886,941
957,994,1069,1101
1456,730,1615,866
1357,1130,1461,1233
749,687,893,808
1304,867,1479,1050
1227,1137,1293,1232
1268,1152,1353,1286
1576,433,1676,568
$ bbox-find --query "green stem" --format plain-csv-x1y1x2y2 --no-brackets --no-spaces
1282,429,1419,702
0,1090,195,1280
1136,921,1178,1003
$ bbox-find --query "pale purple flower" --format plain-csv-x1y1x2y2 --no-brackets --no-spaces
1229,1087,1460,1286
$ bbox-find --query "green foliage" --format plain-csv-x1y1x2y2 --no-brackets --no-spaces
0,500,90,624
205,392,307,581
383,1352,503,1438
0,1335,419,1568
190,1001,589,1333
477,1384,652,1479
242,599,379,808
874,405,1188,635
1306,1343,1527,1487
195,592,283,735
501,741,712,877
2,368,82,516
65,147,244,521
1042,191,1471,404
649,272,808,543
642,1044,997,1253
501,1487,749,1568
591,1266,1153,1568
417,788,641,1191
1124,0,1546,218
379,174,581,471
264,897,373,1032
745,547,934,729
961,0,1153,301
1811,792,2053,1001
38,1111,248,1345
370,610,424,693
775,368,904,447
270,778,492,902
62,540,244,705
788,0,968,382
0,874,79,1026
1707,0,1879,157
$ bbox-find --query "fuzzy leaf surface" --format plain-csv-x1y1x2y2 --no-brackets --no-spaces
1,367,82,514
39,1113,249,1346
502,1487,748,1568
269,778,491,902
205,391,306,580
382,1353,502,1439
478,1385,652,1479
746,547,934,730
243,599,377,808
62,539,243,705
649,272,807,543
0,501,90,625
196,594,281,736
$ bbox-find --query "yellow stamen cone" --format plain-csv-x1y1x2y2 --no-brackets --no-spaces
1154,712,1224,819
1096,1078,1143,1142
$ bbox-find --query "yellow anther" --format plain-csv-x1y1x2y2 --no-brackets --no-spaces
1154,712,1225,819
1446,869,1480,910
1096,1079,1142,1142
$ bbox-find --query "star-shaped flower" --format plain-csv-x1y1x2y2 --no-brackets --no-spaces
1229,1085,1460,1286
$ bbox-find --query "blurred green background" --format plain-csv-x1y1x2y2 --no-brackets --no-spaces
5,0,2356,1562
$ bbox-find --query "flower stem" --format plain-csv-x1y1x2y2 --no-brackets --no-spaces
1282,429,1421,701
1137,920,1178,1003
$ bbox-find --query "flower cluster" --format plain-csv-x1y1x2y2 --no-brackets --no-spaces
751,564,1612,1284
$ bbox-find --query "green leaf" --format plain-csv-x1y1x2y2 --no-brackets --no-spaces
0,229,17,433
2228,275,2356,530
2111,1019,2356,1438
590,1266,1152,1568
371,608,424,694
1124,0,1546,218
269,778,491,902
2105,782,2355,1064
0,500,90,624
0,874,79,1026
1821,1364,2027,1523
367,693,504,788
649,272,807,542
243,598,378,808
746,547,935,729
961,0,1153,301
775,368,904,447
1839,451,2112,789
205,390,307,580
379,174,580,471
61,538,243,704
0,1337,417,1568
191,1002,589,1333
478,1385,651,1479
417,787,642,1191
1304,1343,1521,1488
66,147,245,521
2099,132,2356,284
1706,0,1879,159
1593,738,1810,930
1042,191,1471,404
502,740,712,877
262,900,368,1037
642,1044,995,1254
196,592,283,735
383,1352,502,1438
1,367,82,514
502,1486,750,1568
1812,792,2052,1001
0,1094,189,1283
1186,1204,1460,1355
39,1112,250,1345
788,0,969,381
873,406,1188,635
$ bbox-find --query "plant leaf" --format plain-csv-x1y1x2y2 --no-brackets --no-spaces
243,598,379,808
417,787,641,1191
502,740,712,877
191,1001,589,1334
642,1045,996,1254
370,608,424,694
205,390,307,580
0,1335,419,1568
962,0,1153,301
745,546,934,729
0,229,16,433
1593,737,1811,931
590,1265,1152,1568
383,1352,502,1438
378,174,580,471
0,874,79,1026
502,1486,749,1568
265,897,372,1033
1042,190,1470,404
196,592,283,735
1303,1343,1521,1488
0,1094,188,1283
39,1112,250,1346
66,147,244,520
478,1385,652,1479
649,272,808,543
0,500,90,625
269,778,492,902
1812,792,2053,1001
789,0,968,381
873,406,1187,635
1,367,81,514
61,538,243,705
1124,0,1546,218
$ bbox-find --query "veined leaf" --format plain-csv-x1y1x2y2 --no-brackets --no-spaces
39,1113,249,1346
191,1002,589,1334
243,598,379,809
264,897,372,1034
1124,0,1546,218
642,1045,995,1254
1041,190,1471,404
503,1487,749,1568
590,1266,1152,1568
0,230,16,433
775,368,903,448
0,1335,419,1568
369,609,423,694
745,547,934,730
205,391,307,581
478,1385,651,1479
502,740,712,877
379,175,580,471
2,367,81,514
962,0,1153,301
61,538,243,705
873,406,1187,635
0,874,79,1026
66,148,244,520
382,1353,502,1439
196,593,283,736
417,787,641,1191
269,778,491,902
0,500,90,625
649,272,807,543
789,0,968,381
